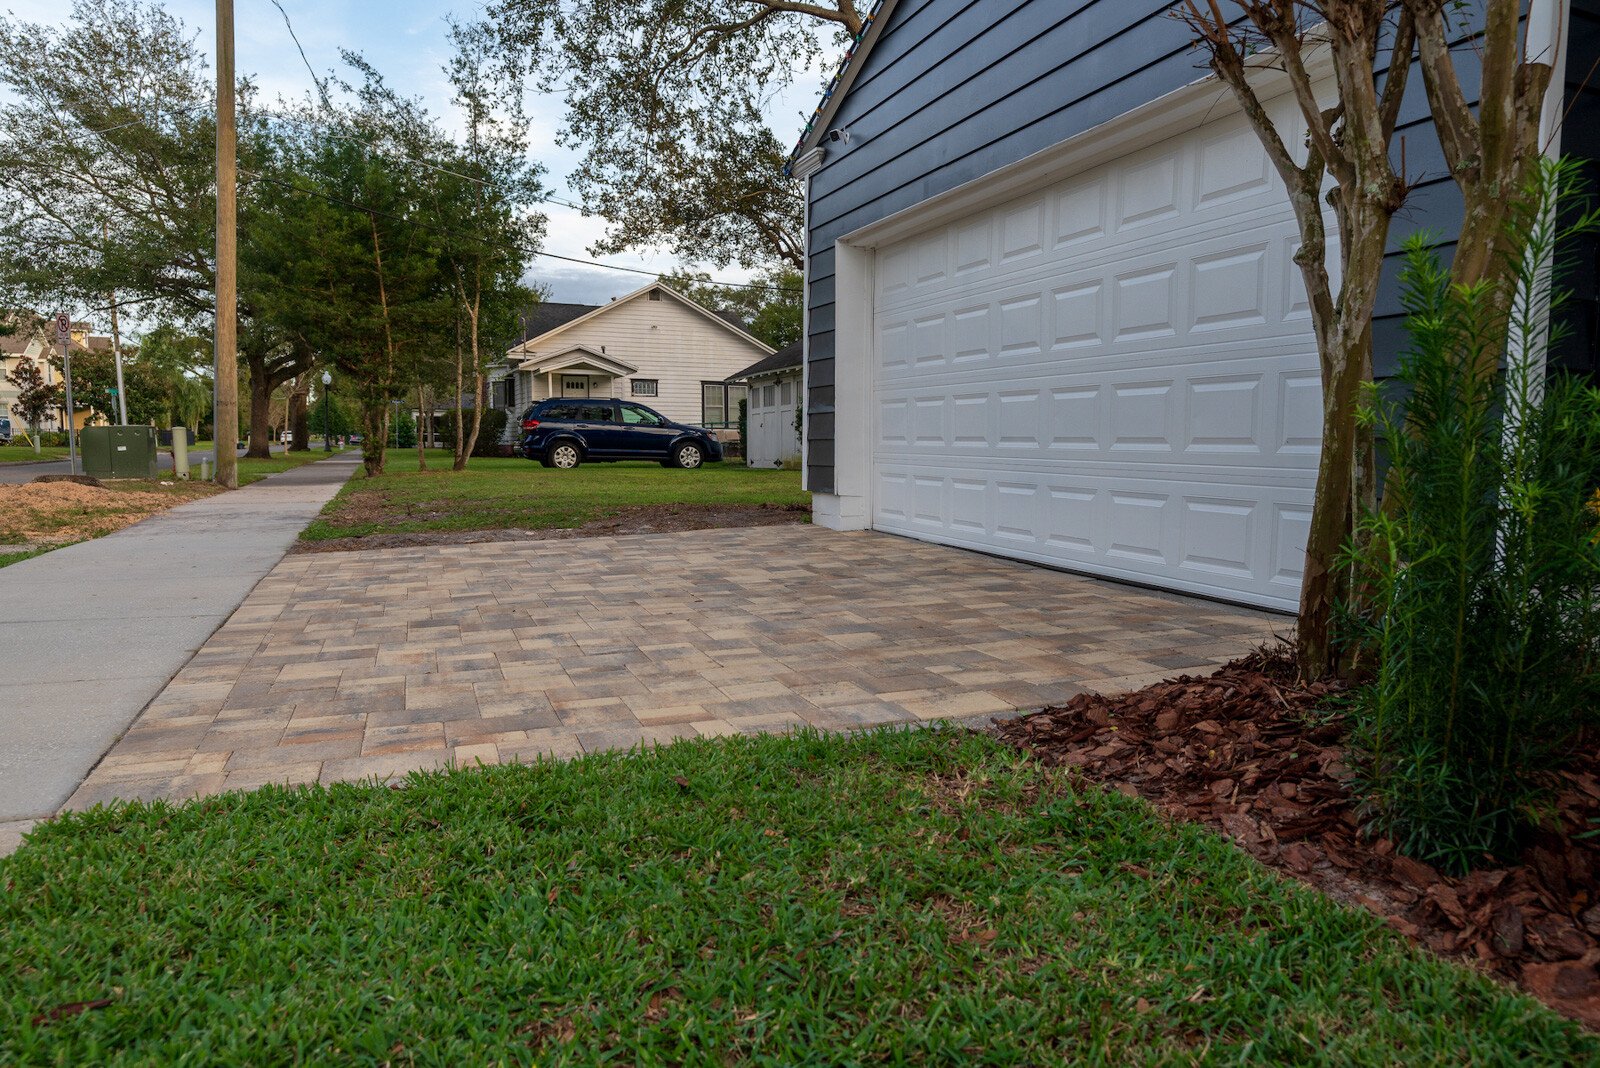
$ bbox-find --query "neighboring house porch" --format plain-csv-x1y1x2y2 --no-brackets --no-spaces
487,283,772,444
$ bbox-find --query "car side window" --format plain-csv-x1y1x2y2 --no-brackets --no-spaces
619,404,662,426
541,404,579,421
579,404,614,423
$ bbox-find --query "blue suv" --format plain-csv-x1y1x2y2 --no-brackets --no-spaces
518,399,724,470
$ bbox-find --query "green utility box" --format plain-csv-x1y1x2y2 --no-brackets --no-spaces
81,426,158,479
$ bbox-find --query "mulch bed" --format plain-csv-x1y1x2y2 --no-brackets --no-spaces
293,503,809,554
992,649,1600,1029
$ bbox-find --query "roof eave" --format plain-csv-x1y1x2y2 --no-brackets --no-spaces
784,0,902,175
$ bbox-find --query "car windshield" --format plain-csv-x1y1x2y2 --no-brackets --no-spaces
620,404,662,426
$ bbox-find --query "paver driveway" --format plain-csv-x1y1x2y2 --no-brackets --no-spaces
67,525,1282,808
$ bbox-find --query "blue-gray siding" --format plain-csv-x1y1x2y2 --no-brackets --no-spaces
802,0,1591,493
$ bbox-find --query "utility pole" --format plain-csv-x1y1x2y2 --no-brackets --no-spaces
213,0,239,488
104,221,128,425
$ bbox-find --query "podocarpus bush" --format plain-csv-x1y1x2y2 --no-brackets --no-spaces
1341,159,1600,873
438,409,509,457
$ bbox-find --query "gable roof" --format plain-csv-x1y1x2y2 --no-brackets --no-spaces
514,302,599,344
516,344,639,377
727,340,802,382
785,0,899,175
508,282,775,358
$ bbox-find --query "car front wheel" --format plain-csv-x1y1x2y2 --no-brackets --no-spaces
672,441,705,470
547,442,582,469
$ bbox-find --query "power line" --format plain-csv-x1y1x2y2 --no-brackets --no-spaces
243,166,796,293
74,102,781,292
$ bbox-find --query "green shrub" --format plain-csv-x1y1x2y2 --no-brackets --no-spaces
1340,158,1600,872
438,408,509,457
392,408,417,449
36,431,68,447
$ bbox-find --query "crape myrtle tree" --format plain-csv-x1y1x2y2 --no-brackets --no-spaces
250,129,440,477
5,357,59,448
250,58,544,478
486,0,869,271
438,20,546,470
1178,0,1561,679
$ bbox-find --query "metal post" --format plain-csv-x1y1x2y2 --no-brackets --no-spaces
105,222,128,425
60,335,76,474
56,312,77,474
213,0,239,488
322,371,332,452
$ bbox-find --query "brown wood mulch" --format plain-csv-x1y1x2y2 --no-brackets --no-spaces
292,503,809,554
991,649,1600,1029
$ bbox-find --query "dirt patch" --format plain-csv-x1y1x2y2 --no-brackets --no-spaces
0,479,215,546
992,650,1600,1030
293,503,809,554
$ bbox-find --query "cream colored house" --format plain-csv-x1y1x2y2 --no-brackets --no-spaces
1,315,106,436
489,283,773,441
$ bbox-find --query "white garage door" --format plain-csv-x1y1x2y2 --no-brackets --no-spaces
871,109,1322,610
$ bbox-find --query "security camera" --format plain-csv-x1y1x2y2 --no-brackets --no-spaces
827,128,851,145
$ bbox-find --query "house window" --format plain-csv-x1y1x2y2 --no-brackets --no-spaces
496,376,516,409
631,378,658,397
763,384,776,408
701,382,748,428
780,379,793,406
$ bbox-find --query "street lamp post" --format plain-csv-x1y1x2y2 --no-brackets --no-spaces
321,370,333,453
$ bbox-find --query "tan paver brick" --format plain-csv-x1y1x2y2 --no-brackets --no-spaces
71,525,1281,807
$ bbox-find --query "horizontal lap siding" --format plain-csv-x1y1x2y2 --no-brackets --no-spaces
806,0,1202,492
802,0,1574,493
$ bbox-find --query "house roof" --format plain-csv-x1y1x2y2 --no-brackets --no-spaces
727,340,802,382
514,302,599,343
784,0,899,174
519,344,640,378
0,314,111,357
507,282,774,360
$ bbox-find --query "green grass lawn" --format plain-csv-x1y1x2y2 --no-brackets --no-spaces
0,444,69,464
3,729,1592,1064
0,545,55,567
302,448,809,540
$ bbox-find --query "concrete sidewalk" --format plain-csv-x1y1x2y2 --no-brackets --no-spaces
0,454,358,839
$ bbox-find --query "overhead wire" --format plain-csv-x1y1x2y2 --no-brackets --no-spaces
73,81,789,292
241,161,793,292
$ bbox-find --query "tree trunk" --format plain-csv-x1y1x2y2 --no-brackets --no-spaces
289,379,309,452
416,382,428,471
246,364,273,459
361,400,387,477
452,322,467,470
458,293,484,469
462,368,487,463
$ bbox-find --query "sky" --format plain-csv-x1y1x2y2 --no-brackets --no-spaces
3,0,829,307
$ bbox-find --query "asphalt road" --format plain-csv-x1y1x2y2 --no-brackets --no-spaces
0,444,288,484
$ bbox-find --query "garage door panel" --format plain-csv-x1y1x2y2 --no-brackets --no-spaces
871,101,1318,610
875,347,1316,474
872,462,1312,603
876,219,1310,380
